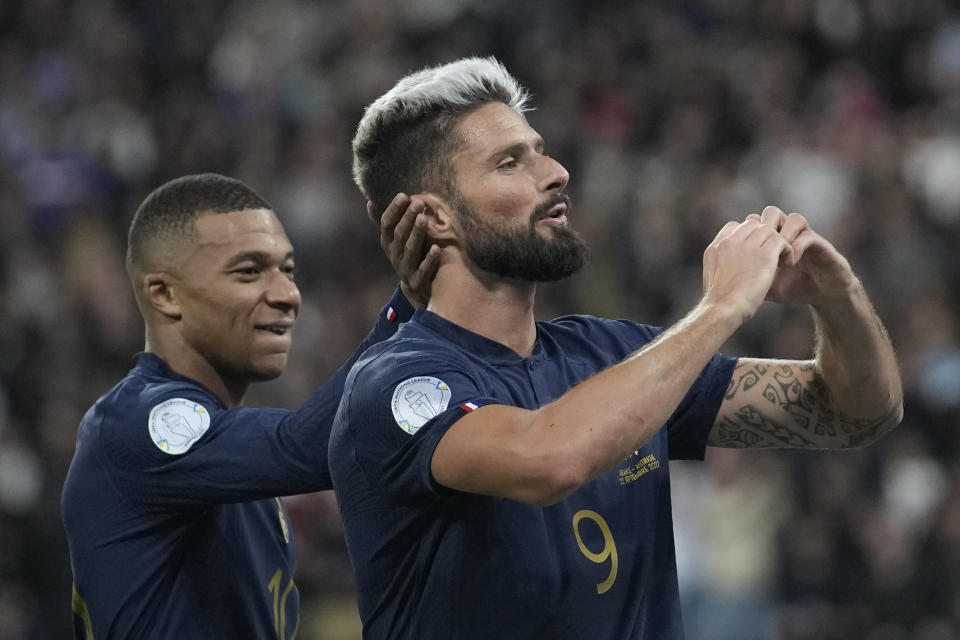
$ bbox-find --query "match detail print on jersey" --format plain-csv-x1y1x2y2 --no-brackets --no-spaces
390,376,451,435
148,398,211,455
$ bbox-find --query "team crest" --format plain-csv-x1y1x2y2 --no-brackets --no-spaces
148,398,211,455
391,376,451,435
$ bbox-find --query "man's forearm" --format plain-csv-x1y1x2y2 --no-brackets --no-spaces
811,280,903,437
434,299,742,506
542,299,741,484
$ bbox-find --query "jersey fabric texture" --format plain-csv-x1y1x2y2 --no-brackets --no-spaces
329,310,737,640
62,288,413,640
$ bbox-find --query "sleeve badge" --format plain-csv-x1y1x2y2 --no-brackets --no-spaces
148,398,211,455
390,376,451,435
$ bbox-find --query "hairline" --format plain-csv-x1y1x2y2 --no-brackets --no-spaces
126,206,275,284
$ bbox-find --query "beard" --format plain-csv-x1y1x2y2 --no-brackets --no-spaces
456,194,590,282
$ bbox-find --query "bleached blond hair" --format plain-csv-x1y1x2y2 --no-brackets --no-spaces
352,56,532,216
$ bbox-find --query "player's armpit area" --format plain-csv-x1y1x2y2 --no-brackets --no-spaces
707,358,900,450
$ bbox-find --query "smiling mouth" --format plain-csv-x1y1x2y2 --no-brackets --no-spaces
256,325,293,335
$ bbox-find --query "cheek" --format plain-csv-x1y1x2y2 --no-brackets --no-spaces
183,295,247,336
480,182,535,219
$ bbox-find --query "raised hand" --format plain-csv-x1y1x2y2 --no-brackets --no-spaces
749,206,859,307
702,214,793,324
376,193,442,307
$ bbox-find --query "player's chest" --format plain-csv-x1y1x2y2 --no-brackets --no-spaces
483,355,617,407
459,439,671,616
202,498,297,570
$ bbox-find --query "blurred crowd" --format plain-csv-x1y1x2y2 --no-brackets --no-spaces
1,0,959,638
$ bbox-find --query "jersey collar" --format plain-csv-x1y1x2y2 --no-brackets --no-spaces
132,352,227,408
412,309,546,365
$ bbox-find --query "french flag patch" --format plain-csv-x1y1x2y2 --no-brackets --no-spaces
385,305,398,323
460,401,483,412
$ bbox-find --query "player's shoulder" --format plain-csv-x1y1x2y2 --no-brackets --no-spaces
542,314,664,349
343,319,479,415
101,355,217,418
355,321,468,376
83,354,222,456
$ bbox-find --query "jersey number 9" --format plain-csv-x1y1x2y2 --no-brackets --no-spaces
572,509,618,594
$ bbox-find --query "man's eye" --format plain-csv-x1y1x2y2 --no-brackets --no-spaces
498,159,519,170
234,267,259,276
283,266,297,280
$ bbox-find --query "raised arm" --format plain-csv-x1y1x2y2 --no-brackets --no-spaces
709,208,903,449
432,216,793,506
117,196,447,502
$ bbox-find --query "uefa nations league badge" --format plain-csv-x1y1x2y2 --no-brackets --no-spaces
391,376,451,435
148,398,211,455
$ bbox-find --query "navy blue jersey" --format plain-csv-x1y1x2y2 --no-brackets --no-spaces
329,310,736,639
62,289,413,640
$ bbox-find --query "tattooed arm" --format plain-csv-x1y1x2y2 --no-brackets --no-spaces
710,357,901,449
708,209,903,450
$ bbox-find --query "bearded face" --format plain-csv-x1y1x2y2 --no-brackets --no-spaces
455,193,589,282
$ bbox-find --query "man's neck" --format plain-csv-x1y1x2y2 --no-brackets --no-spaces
144,332,246,407
426,263,538,357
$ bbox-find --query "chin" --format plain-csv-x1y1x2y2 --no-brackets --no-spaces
250,356,289,381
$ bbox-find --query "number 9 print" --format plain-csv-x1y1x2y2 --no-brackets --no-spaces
572,509,619,595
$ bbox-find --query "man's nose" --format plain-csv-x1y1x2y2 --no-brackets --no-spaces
266,272,301,311
540,154,569,192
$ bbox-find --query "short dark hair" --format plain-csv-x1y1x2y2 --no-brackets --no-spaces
126,173,272,279
352,57,531,217
356,113,463,218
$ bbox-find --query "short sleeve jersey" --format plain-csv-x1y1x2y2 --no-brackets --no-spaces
329,310,737,640
62,289,414,640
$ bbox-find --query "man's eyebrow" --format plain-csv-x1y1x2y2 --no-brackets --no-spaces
490,137,546,160
224,250,295,268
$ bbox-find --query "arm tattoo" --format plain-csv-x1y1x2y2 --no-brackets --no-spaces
718,361,898,449
712,407,818,448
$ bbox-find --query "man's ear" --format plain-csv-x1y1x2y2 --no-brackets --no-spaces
144,273,182,320
417,193,460,242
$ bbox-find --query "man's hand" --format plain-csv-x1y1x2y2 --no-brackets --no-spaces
376,193,441,308
709,206,903,451
702,214,793,324
750,206,860,307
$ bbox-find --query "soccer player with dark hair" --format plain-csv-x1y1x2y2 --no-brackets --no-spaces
330,57,904,638
62,173,437,639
